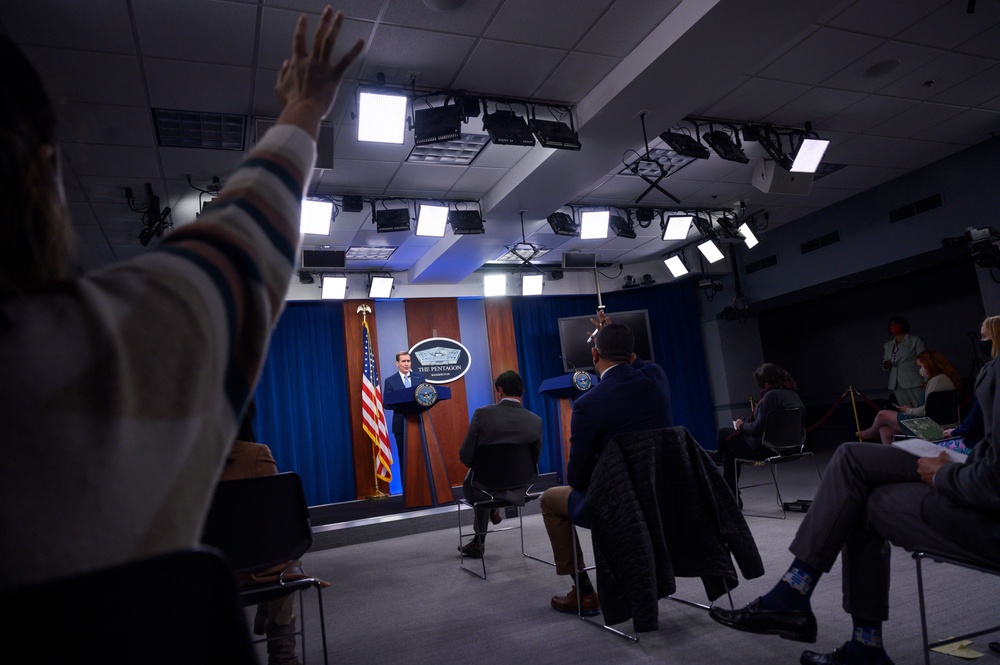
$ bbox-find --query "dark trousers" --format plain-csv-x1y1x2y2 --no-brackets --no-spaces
789,442,989,621
462,476,493,539
716,427,770,497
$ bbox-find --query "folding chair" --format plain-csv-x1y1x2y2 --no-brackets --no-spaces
457,442,541,579
0,547,257,664
736,407,822,518
912,550,1000,665
923,390,960,427
201,472,328,665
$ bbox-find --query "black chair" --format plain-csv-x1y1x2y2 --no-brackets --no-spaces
457,442,541,579
736,407,822,518
912,550,1000,665
923,390,959,427
201,472,328,665
0,547,258,664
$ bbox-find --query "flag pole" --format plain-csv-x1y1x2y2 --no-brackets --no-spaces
358,304,389,500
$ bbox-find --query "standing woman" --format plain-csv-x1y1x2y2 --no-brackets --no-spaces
716,363,805,503
883,315,926,408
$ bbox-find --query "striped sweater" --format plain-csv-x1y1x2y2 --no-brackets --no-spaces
0,124,315,590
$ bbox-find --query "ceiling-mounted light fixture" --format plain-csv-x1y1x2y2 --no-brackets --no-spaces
301,199,334,235
739,223,759,248
448,209,485,235
790,137,830,173
415,204,449,237
697,239,725,264
528,110,581,150
546,211,578,237
368,274,394,299
659,129,710,160
703,127,749,163
609,214,636,239
664,255,688,278
483,273,506,297
372,202,411,233
662,214,693,241
521,272,544,296
358,87,408,144
483,107,535,146
580,210,609,240
412,103,462,145
321,274,348,300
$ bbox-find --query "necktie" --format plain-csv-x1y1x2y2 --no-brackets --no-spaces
404,375,410,388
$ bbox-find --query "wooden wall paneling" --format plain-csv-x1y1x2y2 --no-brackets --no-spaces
404,299,469,487
342,300,389,499
484,297,518,381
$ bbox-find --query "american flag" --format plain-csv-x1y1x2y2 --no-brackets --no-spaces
361,320,393,482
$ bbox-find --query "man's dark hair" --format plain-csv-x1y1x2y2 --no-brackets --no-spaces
753,363,798,392
595,323,634,363
494,370,524,397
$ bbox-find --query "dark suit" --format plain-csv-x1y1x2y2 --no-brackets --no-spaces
459,399,543,536
542,359,673,576
383,371,425,480
786,356,1000,621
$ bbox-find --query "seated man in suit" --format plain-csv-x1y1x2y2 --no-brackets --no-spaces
541,321,673,615
457,370,543,558
709,320,1000,665
383,351,425,483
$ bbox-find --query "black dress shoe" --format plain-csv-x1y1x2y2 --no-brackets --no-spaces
709,597,817,643
457,540,484,558
490,509,502,525
800,644,895,665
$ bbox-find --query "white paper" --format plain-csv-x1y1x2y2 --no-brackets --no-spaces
891,438,968,463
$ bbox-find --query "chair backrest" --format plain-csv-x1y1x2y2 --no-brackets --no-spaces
470,443,539,490
201,472,313,573
0,547,258,665
924,389,959,426
761,408,807,453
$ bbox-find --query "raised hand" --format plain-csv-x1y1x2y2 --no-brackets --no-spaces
275,6,365,139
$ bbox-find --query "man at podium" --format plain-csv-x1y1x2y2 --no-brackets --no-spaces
383,351,425,483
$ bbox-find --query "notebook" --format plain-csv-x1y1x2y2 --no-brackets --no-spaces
899,416,947,442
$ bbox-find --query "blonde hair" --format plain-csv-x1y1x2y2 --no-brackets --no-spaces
984,315,1000,359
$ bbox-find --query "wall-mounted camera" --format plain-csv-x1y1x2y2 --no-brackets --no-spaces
942,226,1000,268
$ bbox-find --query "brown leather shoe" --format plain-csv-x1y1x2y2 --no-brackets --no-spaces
550,585,601,616
490,509,502,525
457,539,484,558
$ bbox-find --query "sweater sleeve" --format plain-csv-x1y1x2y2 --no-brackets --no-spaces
907,375,954,417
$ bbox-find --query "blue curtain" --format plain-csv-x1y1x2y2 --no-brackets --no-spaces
512,281,715,479
252,302,355,505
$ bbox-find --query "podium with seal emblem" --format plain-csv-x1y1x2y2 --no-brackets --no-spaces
383,383,455,508
538,372,598,482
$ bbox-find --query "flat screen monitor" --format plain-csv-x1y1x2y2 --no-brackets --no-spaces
557,309,654,373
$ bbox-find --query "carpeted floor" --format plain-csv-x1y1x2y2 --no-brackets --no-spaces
274,450,1000,665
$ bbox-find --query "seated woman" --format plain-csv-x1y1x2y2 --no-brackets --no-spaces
716,363,805,503
942,315,999,447
857,349,961,444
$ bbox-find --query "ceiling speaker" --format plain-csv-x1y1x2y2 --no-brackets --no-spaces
751,157,813,196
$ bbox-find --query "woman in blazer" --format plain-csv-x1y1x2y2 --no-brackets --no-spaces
882,316,926,407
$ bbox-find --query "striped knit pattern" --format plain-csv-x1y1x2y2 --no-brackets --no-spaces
0,124,316,590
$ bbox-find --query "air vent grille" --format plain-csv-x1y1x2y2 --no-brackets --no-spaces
745,254,778,274
153,109,245,150
889,194,943,223
800,231,841,255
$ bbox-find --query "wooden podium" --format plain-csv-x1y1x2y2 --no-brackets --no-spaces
538,373,598,482
384,386,455,508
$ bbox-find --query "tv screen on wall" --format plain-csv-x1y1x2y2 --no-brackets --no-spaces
556,309,654,373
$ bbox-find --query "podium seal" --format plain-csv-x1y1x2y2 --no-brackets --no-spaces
414,382,439,407
572,370,592,392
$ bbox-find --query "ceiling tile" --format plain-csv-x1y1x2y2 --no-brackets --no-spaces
360,25,476,89
381,0,503,35
930,63,1000,107
484,0,612,50
876,52,995,100
898,1,1000,50
452,40,566,97
758,28,884,86
822,95,917,133
144,60,252,114
821,41,942,94
62,144,162,179
700,78,812,122
322,159,400,193
0,0,135,53
133,0,257,65
918,108,1000,144
58,104,155,147
827,0,947,39
864,137,963,169
955,21,1000,59
450,166,508,193
263,0,385,21
22,47,146,107
866,101,966,139
257,9,371,76
575,0,681,58
533,51,619,104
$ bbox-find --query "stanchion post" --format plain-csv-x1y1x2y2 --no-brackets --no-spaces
847,385,862,441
